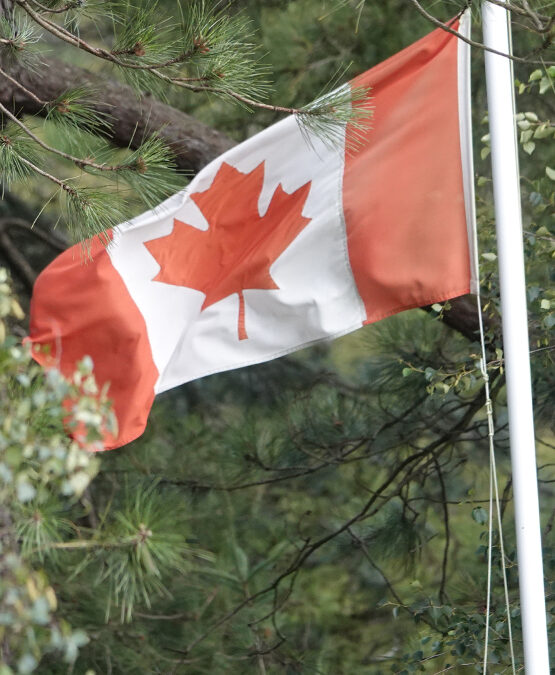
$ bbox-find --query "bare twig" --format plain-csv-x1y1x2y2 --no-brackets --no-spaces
17,154,72,191
30,0,91,13
433,456,450,604
173,381,500,658
0,97,130,172
347,525,438,630
407,0,554,65
0,219,36,288
0,217,64,289
0,65,46,106
486,0,553,32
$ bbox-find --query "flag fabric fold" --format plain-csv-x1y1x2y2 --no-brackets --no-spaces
28,13,477,450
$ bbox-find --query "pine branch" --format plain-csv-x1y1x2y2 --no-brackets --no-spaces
0,110,146,242
0,98,124,171
0,13,41,67
26,0,84,14
0,123,42,185
0,55,234,173
64,187,127,243
173,383,498,658
17,1,270,96
346,525,437,629
15,0,370,131
45,87,110,134
1,92,183,211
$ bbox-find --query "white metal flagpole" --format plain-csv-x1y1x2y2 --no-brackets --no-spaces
481,2,550,672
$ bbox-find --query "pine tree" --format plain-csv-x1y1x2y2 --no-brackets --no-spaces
1,1,553,673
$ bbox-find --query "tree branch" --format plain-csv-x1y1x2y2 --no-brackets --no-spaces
177,381,498,657
432,455,450,604
424,294,497,343
0,217,65,289
0,56,235,174
407,0,554,64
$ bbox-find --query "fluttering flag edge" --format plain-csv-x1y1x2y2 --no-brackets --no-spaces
27,13,477,451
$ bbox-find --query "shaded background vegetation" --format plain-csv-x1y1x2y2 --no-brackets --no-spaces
1,0,553,673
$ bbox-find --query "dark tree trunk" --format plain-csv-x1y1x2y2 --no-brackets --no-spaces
0,57,234,173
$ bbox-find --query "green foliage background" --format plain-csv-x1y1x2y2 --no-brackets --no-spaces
0,1,553,673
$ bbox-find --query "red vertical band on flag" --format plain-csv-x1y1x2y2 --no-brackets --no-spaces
28,235,158,450
343,21,471,323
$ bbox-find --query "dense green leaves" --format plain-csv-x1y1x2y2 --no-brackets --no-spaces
0,269,113,672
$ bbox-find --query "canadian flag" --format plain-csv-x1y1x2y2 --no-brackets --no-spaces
28,13,478,449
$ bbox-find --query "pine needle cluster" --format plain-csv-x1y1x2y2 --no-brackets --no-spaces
0,0,372,245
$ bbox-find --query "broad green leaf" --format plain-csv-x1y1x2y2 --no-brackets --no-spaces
232,544,249,581
481,252,497,262
539,78,551,95
520,129,533,143
533,125,553,140
472,506,488,525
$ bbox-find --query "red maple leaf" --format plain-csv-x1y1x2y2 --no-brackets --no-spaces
144,161,312,340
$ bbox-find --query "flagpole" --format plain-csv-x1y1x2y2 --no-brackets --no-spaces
481,2,550,672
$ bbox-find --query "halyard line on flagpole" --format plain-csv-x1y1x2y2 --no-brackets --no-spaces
465,4,516,656
482,2,550,672
455,16,515,669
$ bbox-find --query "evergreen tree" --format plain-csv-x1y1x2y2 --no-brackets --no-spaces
0,1,553,673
